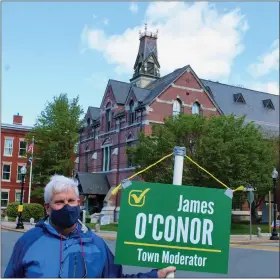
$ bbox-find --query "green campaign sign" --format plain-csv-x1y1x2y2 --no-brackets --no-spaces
115,182,232,274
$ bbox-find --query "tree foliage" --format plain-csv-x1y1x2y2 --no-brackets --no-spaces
128,114,277,208
26,93,83,185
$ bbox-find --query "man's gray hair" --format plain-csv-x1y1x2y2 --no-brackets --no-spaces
44,175,79,203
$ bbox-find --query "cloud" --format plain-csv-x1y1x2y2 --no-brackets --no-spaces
103,18,109,25
129,2,138,14
248,40,279,78
249,81,279,95
81,2,248,79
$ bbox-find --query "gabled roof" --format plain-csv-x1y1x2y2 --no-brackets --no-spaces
109,79,132,104
76,172,110,195
141,66,189,105
125,86,151,105
201,79,279,134
88,106,101,120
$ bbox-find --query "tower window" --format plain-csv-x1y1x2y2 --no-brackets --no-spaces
192,102,201,115
147,62,154,75
173,99,182,116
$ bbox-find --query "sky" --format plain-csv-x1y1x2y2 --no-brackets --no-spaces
2,1,279,126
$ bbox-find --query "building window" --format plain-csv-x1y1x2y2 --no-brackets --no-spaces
4,138,13,156
173,99,182,116
19,140,27,157
15,191,24,203
105,109,111,132
192,102,201,115
17,165,25,182
2,164,11,181
1,191,9,208
85,148,89,172
126,139,133,168
129,100,135,124
102,146,111,171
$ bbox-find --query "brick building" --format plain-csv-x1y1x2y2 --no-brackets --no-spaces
75,27,279,220
1,114,33,211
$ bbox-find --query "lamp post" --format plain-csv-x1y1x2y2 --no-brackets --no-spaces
16,165,27,229
270,168,279,240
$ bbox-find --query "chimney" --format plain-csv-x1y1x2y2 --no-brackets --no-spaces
13,113,23,125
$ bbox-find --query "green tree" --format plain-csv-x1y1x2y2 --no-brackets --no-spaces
26,93,83,185
128,114,277,220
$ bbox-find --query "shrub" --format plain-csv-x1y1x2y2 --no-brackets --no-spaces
6,202,45,222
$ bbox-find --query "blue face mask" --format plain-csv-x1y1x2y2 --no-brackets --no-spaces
50,204,81,229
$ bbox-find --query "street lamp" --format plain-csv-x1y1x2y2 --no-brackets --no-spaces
16,165,27,229
270,168,279,240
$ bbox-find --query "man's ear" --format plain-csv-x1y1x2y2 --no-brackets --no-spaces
44,203,51,216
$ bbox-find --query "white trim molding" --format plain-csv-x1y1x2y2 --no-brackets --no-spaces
171,83,204,93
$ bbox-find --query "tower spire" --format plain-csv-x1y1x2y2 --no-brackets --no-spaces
130,24,160,88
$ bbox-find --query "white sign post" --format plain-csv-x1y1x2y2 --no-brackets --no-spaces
166,146,186,278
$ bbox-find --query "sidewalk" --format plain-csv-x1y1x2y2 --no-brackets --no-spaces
1,221,279,244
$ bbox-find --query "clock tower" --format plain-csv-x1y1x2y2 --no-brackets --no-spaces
130,24,161,88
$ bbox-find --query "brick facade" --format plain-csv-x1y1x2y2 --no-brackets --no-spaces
76,68,220,208
1,115,33,210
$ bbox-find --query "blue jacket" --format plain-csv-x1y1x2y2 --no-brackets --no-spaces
4,218,158,278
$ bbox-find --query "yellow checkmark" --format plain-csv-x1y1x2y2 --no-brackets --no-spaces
129,188,150,207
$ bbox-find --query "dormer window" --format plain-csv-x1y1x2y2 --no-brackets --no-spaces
263,99,275,110
233,93,246,104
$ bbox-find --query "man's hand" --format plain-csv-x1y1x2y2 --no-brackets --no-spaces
157,266,176,278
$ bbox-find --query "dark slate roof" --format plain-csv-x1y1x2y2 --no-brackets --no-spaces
142,66,189,105
109,79,132,104
201,79,279,134
88,107,101,120
131,87,151,102
77,172,110,195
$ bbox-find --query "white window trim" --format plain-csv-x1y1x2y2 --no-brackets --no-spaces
16,163,26,183
2,162,12,182
18,138,27,158
1,189,10,209
4,137,14,157
15,190,25,203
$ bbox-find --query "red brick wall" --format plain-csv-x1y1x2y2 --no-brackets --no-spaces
77,69,224,207
1,127,32,207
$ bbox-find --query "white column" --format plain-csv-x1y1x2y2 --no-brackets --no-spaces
167,146,186,278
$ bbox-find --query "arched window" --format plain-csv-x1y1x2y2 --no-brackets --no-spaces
173,99,182,116
129,100,134,124
192,102,201,115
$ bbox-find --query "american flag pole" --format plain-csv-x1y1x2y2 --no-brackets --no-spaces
27,136,34,204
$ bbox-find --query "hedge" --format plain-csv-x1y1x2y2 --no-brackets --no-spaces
6,202,45,222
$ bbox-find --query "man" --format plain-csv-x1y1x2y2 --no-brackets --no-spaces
4,175,176,278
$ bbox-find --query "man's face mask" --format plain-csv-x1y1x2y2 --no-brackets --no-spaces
50,204,81,229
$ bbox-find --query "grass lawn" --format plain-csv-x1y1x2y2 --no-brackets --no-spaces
86,222,278,235
86,223,119,231
230,223,278,235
